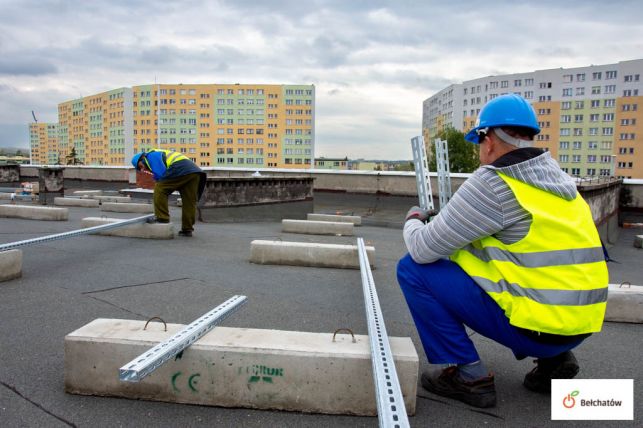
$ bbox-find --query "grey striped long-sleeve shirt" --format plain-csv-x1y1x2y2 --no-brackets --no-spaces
403,151,578,263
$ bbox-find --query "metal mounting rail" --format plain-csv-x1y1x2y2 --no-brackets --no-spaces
0,214,155,252
119,295,248,382
411,135,434,210
357,238,410,428
434,137,452,208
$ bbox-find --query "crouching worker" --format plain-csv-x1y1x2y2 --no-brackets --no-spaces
131,149,206,237
397,94,608,408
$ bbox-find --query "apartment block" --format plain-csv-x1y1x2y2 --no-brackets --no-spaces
33,83,314,169
28,122,58,165
314,157,348,170
423,59,643,179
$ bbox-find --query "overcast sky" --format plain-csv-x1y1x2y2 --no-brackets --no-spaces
1,0,642,159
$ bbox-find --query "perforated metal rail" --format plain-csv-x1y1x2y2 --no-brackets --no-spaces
411,135,434,211
357,238,410,428
119,295,248,382
0,214,155,252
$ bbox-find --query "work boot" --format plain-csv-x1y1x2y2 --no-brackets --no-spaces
178,229,193,237
146,216,169,224
523,351,579,393
421,366,496,408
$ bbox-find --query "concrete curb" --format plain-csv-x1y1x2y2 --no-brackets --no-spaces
282,219,354,236
73,190,103,196
101,202,154,213
307,213,362,226
634,235,642,248
92,196,132,203
605,283,643,323
250,240,375,269
65,319,418,416
0,250,22,282
80,217,174,239
54,197,100,208
0,204,68,221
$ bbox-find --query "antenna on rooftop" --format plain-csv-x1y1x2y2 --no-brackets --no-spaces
31,111,38,123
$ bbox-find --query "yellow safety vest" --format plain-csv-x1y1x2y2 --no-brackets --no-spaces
450,172,608,335
143,149,189,170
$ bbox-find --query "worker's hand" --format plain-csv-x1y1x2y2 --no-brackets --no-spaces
405,206,436,223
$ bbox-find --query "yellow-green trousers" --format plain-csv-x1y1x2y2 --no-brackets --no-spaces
154,173,200,231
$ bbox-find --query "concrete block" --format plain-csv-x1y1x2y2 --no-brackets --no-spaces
308,213,362,226
92,195,132,203
634,235,642,248
65,319,418,416
0,193,36,201
101,202,154,213
282,219,354,236
250,240,375,269
73,190,103,196
605,284,643,323
0,250,22,282
80,217,174,239
0,204,68,221
54,197,100,208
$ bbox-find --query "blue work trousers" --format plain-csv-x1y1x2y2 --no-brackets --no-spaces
397,254,586,365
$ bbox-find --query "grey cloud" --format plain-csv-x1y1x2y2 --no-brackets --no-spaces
0,57,57,76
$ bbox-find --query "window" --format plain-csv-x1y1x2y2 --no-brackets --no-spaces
561,115,571,123
525,78,534,86
605,85,616,94
602,127,613,136
514,79,522,86
560,128,570,136
604,99,615,107
573,141,582,150
587,155,596,163
589,127,598,136
562,88,572,97
592,72,602,80
574,114,584,123
573,128,583,136
575,101,584,109
587,168,596,176
576,87,585,96
560,154,569,162
591,86,601,95
524,91,533,99
588,141,598,149
561,101,572,110
563,74,573,83
572,155,581,163
605,70,617,80
576,73,585,82
559,141,569,149
571,168,581,175
603,113,614,121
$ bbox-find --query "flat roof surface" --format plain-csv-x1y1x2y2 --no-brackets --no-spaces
0,192,641,427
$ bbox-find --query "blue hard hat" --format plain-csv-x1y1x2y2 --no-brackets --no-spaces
465,94,540,144
131,152,144,168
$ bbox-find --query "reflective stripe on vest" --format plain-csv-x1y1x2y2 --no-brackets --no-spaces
450,172,608,335
165,151,186,166
472,276,608,306
466,246,605,268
